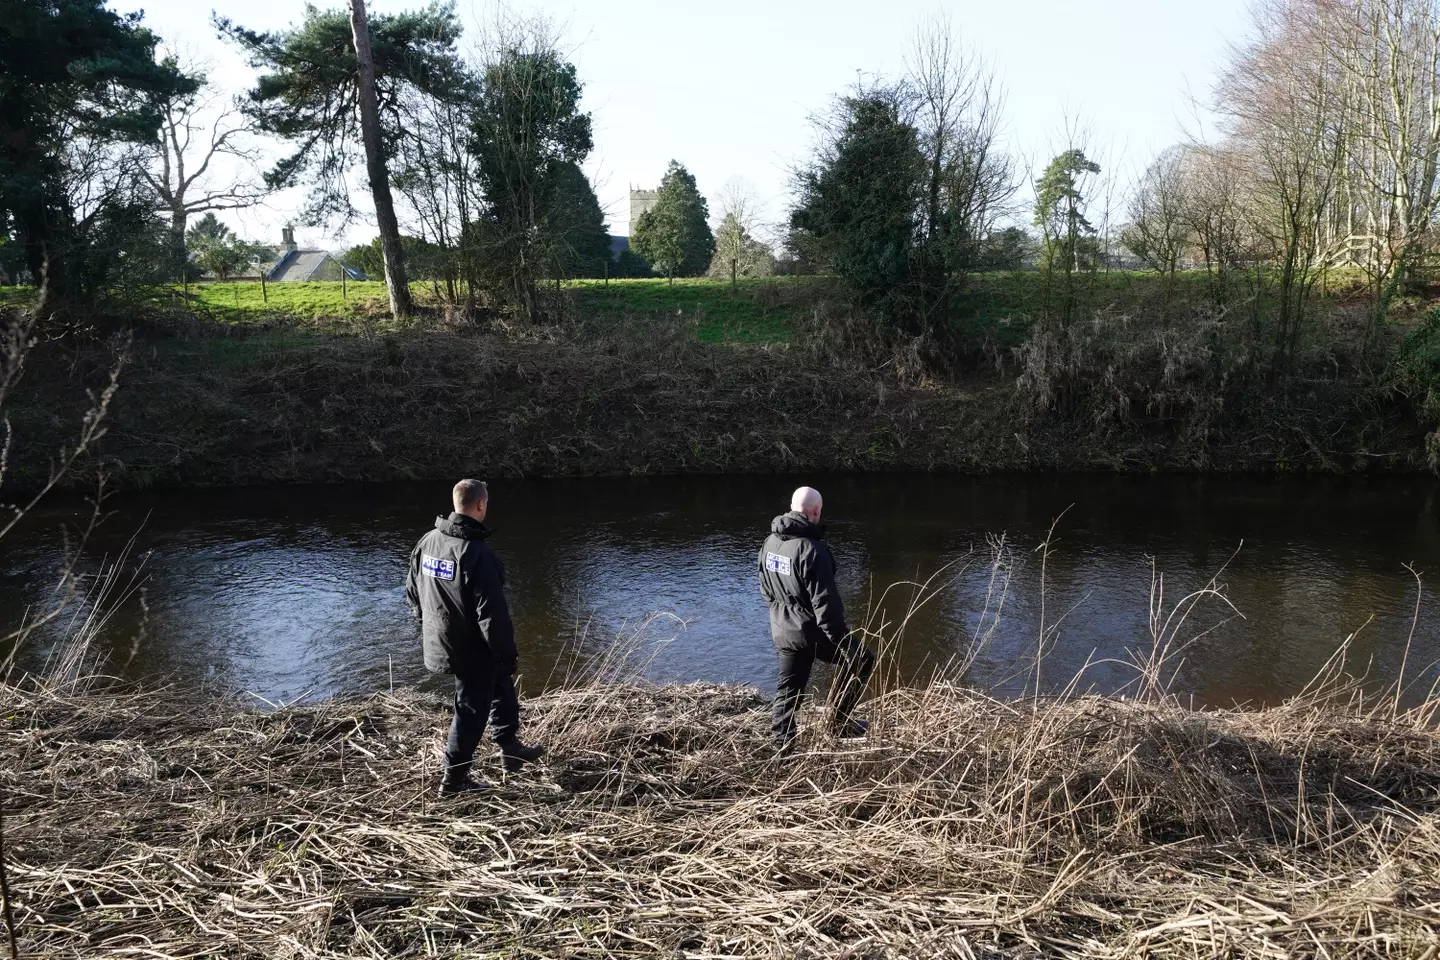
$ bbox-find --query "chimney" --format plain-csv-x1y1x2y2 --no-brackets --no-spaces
281,225,297,253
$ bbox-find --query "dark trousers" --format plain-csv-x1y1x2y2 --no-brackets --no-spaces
772,635,875,745
443,664,521,780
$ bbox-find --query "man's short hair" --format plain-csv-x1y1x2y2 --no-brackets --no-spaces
453,479,489,512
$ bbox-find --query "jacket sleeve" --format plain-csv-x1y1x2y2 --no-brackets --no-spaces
758,545,777,603
802,542,848,645
403,543,421,621
472,549,518,662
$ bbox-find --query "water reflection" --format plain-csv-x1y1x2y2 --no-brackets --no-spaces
4,474,1436,707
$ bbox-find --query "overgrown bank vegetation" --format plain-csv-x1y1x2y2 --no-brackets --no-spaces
6,268,1433,492
3,672,1437,957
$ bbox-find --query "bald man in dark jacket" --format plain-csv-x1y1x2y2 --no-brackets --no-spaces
406,479,543,795
758,486,875,751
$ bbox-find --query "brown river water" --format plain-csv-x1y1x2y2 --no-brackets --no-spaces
3,474,1438,708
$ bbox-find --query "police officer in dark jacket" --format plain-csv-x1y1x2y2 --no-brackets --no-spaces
758,486,876,751
405,479,543,795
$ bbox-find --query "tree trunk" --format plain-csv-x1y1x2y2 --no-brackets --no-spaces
349,0,412,320
169,209,188,283
19,203,68,307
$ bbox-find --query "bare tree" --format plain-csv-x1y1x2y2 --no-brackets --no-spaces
1220,0,1348,369
708,178,773,289
46,119,171,300
1124,146,1191,285
142,55,266,279
468,10,596,320
1177,144,1250,308
349,0,413,320
393,82,482,306
906,15,1017,295
1328,0,1440,344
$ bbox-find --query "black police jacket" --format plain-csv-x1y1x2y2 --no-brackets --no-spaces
404,512,517,673
757,511,849,652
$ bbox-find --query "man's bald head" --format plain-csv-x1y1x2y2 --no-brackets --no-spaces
791,486,823,522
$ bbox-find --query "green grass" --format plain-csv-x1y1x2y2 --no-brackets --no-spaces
13,268,1389,349
563,276,820,344
0,285,37,308
181,276,816,344
0,270,1256,350
953,269,1234,347
186,281,390,322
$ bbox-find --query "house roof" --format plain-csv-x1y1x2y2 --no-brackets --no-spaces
267,249,365,282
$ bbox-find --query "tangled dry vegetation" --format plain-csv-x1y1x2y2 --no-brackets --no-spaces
3,673,1438,958
11,301,1428,493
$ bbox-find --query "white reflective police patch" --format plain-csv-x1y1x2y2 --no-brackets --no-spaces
765,552,792,576
421,555,456,581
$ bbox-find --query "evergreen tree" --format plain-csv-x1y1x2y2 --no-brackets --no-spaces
470,45,593,315
613,248,652,278
790,93,924,325
0,0,194,301
342,235,447,280
976,226,1035,271
632,161,715,282
1033,148,1102,327
185,212,233,245
343,239,386,280
190,233,257,281
1033,149,1101,272
218,3,466,317
536,161,611,279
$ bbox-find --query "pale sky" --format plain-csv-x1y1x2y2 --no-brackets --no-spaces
112,0,1253,250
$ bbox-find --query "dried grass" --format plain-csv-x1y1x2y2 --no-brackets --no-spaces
12,303,1428,494
3,668,1437,958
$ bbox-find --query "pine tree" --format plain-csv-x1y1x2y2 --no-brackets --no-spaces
218,3,466,319
632,161,715,283
0,0,194,301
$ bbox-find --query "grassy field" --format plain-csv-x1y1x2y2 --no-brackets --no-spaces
0,277,824,344
174,277,821,344
3,268,1409,350
185,280,391,323
563,276,820,343
181,269,1401,347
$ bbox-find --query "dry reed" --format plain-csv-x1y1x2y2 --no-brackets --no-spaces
2,664,1437,958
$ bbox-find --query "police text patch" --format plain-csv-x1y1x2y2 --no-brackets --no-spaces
422,555,456,581
764,552,792,576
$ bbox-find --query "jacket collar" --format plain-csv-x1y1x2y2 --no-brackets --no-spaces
771,510,825,540
435,512,491,541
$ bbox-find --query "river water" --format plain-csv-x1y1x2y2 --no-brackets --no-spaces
3,475,1438,707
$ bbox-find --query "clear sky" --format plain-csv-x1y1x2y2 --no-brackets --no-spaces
112,0,1254,250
